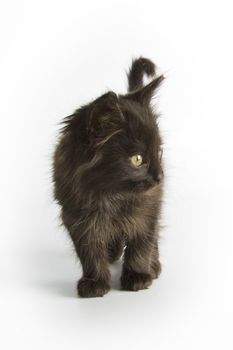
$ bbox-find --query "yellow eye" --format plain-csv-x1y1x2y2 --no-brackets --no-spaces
131,154,143,167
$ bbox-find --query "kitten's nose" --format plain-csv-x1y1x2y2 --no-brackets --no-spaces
150,167,163,184
156,173,163,184
152,171,163,184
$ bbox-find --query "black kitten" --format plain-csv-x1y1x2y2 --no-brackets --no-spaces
53,57,164,297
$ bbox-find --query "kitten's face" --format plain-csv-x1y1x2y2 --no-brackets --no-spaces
80,94,163,194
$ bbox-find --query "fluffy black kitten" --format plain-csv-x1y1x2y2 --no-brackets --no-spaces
53,57,164,297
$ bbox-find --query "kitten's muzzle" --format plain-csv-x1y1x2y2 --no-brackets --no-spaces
137,175,162,191
150,170,163,185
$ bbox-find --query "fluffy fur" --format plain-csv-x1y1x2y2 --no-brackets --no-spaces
53,57,164,297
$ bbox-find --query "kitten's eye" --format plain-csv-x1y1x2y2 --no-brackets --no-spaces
131,154,143,167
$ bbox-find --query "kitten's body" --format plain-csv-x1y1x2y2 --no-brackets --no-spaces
53,58,164,297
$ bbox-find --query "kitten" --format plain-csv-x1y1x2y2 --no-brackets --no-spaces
53,57,164,297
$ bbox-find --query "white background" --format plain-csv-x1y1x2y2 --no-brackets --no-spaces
0,0,233,349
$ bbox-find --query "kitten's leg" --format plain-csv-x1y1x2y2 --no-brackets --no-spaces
62,212,110,298
108,238,124,264
121,234,155,291
75,235,111,298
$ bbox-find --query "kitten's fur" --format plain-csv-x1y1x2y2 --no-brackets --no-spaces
53,57,164,297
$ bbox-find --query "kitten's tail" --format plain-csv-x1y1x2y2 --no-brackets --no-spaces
127,57,156,92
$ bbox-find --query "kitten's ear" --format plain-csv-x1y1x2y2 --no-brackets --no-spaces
87,92,124,147
125,75,164,105
92,91,118,107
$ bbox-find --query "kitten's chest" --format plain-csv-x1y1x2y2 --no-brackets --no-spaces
94,189,159,237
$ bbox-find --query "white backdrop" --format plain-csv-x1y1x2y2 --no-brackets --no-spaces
0,1,233,349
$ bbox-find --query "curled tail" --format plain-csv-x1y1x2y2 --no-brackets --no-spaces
127,57,156,92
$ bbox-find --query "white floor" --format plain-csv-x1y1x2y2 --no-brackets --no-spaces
1,1,233,349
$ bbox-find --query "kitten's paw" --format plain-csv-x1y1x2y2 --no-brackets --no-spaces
151,260,162,279
77,277,110,298
121,269,152,291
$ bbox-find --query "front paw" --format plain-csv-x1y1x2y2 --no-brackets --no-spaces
121,269,153,291
77,277,110,298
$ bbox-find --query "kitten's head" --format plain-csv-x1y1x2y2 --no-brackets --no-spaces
69,75,164,195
